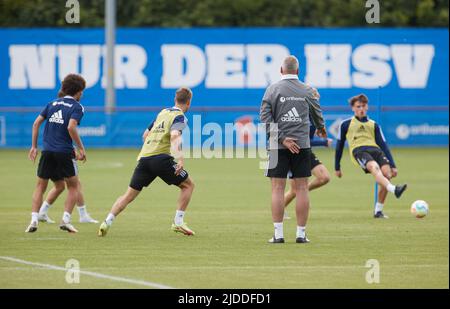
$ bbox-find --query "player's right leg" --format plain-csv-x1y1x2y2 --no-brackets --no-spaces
98,159,152,237
366,161,407,199
25,177,49,233
374,164,393,219
56,151,83,233
291,148,313,243
292,177,310,243
283,179,295,219
98,187,141,237
38,179,65,223
378,164,392,204
171,177,196,236
366,160,391,187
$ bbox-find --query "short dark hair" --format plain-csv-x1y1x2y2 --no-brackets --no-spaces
175,87,192,104
57,90,65,98
61,74,86,96
349,94,369,106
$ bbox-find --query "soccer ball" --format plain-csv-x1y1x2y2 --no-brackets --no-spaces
410,200,429,218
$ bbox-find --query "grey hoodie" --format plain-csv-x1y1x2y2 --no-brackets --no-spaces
260,74,325,150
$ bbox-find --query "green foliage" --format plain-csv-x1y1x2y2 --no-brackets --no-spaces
0,0,448,27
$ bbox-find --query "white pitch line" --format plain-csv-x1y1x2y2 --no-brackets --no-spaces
0,256,174,289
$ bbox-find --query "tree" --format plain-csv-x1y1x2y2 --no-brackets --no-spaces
0,0,448,27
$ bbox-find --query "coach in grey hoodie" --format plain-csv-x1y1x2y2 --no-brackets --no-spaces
260,55,327,244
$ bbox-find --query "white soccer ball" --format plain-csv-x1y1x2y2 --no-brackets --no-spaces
410,200,429,218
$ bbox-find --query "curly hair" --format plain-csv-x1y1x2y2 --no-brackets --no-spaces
61,74,86,97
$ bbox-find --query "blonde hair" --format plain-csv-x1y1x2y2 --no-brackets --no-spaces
175,87,193,104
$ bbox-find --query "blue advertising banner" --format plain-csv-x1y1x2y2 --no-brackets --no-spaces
0,28,448,147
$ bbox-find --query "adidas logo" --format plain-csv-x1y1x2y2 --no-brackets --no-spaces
281,107,302,122
152,121,165,132
49,110,64,124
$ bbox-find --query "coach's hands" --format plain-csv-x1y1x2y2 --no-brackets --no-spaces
282,137,300,154
316,127,327,139
391,168,398,178
335,170,343,178
28,147,38,163
77,148,87,163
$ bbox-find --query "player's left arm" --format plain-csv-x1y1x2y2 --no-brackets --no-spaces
170,115,187,175
170,130,183,175
335,119,350,178
69,105,86,162
142,121,155,142
375,123,397,176
68,119,86,162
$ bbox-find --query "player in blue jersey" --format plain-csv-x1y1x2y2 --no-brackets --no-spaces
37,90,97,224
283,123,332,220
26,74,87,233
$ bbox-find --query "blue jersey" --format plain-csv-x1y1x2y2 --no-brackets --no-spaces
39,96,84,153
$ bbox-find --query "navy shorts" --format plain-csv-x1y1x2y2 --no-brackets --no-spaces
353,146,390,173
37,151,77,181
129,154,189,191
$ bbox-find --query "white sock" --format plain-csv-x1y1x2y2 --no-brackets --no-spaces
77,205,87,217
62,211,71,224
387,183,396,194
296,226,306,238
105,213,115,226
375,202,384,213
174,210,185,226
31,212,38,223
39,201,51,215
274,222,284,239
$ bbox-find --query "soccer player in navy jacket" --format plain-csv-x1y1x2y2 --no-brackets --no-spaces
26,74,87,233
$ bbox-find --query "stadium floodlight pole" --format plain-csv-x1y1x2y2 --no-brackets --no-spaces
105,0,116,114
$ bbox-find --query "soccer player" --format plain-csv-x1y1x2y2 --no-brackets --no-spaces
335,94,407,218
26,74,87,233
98,87,195,237
38,90,97,224
283,122,332,220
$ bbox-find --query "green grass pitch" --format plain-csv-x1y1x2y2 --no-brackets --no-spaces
0,148,448,288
